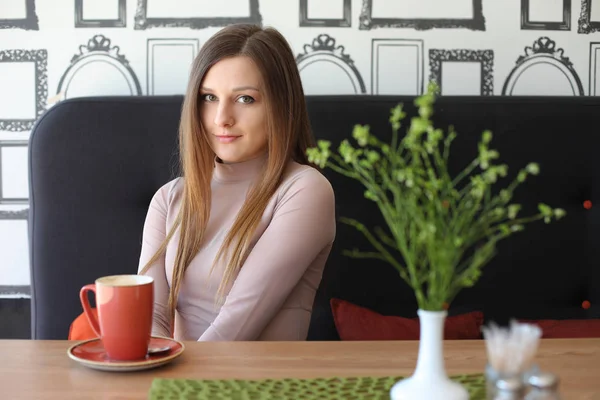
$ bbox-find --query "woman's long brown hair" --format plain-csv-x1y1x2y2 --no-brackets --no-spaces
138,24,316,330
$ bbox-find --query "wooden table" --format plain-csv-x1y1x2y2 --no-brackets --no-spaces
1,338,599,399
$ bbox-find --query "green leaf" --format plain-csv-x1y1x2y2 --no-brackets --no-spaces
339,140,356,164
482,130,493,144
511,224,524,232
359,159,372,169
460,268,482,288
317,140,331,151
306,147,327,168
499,224,511,235
389,105,406,126
483,169,498,183
395,169,406,182
470,175,487,198
538,203,552,216
499,189,512,203
366,150,380,164
491,208,505,218
364,190,378,202
526,163,540,175
352,125,370,147
419,104,433,119
508,204,521,219
496,164,508,177
409,117,429,136
428,128,443,143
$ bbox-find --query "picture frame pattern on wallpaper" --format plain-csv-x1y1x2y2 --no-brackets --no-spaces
0,141,28,205
578,0,600,33
429,49,494,96
0,207,29,295
56,35,142,98
0,285,30,296
358,0,486,31
371,38,424,95
521,0,571,31
75,0,126,28
0,49,48,132
296,33,366,94
146,38,200,95
0,0,39,30
299,0,351,27
589,42,600,95
134,0,263,30
0,209,28,222
502,36,584,96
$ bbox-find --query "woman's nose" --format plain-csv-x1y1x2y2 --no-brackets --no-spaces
214,103,234,127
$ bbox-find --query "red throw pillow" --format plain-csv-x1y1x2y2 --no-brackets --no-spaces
330,298,484,341
68,309,99,341
519,318,600,338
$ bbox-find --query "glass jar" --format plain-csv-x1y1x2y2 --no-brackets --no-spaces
524,372,561,400
494,377,525,400
485,363,539,400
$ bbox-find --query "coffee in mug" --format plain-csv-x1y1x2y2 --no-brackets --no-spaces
79,274,154,361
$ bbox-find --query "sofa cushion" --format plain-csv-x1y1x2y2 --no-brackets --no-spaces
330,298,484,341
68,308,99,341
520,318,600,338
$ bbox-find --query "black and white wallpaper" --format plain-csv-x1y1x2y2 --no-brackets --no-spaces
134,0,262,30
0,0,598,296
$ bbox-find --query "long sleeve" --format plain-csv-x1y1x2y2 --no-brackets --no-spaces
199,169,336,341
138,182,173,338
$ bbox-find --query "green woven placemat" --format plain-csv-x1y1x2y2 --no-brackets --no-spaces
148,373,486,399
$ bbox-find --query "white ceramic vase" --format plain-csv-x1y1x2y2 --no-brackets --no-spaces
390,309,469,400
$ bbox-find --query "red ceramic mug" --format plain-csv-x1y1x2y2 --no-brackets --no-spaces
80,274,154,361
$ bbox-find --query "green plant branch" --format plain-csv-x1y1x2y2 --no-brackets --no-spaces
338,217,405,274
350,158,401,237
452,160,479,188
374,226,399,250
342,249,389,263
405,220,426,307
481,214,546,237
305,80,566,311
321,160,359,180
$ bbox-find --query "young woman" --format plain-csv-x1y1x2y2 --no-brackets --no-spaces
137,24,336,341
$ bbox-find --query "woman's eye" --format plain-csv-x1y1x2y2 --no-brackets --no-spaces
237,95,255,104
203,94,216,102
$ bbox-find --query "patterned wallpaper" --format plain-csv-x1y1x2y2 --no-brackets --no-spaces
0,0,597,296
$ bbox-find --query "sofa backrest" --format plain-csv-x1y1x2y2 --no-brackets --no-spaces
29,97,181,339
29,95,600,340
306,95,600,340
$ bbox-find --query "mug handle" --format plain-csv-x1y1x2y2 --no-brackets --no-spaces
79,284,101,337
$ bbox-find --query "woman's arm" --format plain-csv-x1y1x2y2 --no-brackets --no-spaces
199,169,336,341
138,182,174,338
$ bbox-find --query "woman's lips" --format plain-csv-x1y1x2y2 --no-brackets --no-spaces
215,135,240,143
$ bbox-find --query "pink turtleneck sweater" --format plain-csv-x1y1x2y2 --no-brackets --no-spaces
137,154,336,341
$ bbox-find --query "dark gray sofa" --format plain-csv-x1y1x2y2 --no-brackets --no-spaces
28,95,600,340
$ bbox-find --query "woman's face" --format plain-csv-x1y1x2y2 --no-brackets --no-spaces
199,56,268,164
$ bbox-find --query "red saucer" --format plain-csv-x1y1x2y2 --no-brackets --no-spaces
68,335,184,372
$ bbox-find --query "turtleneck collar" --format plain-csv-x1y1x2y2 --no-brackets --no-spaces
212,152,268,183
